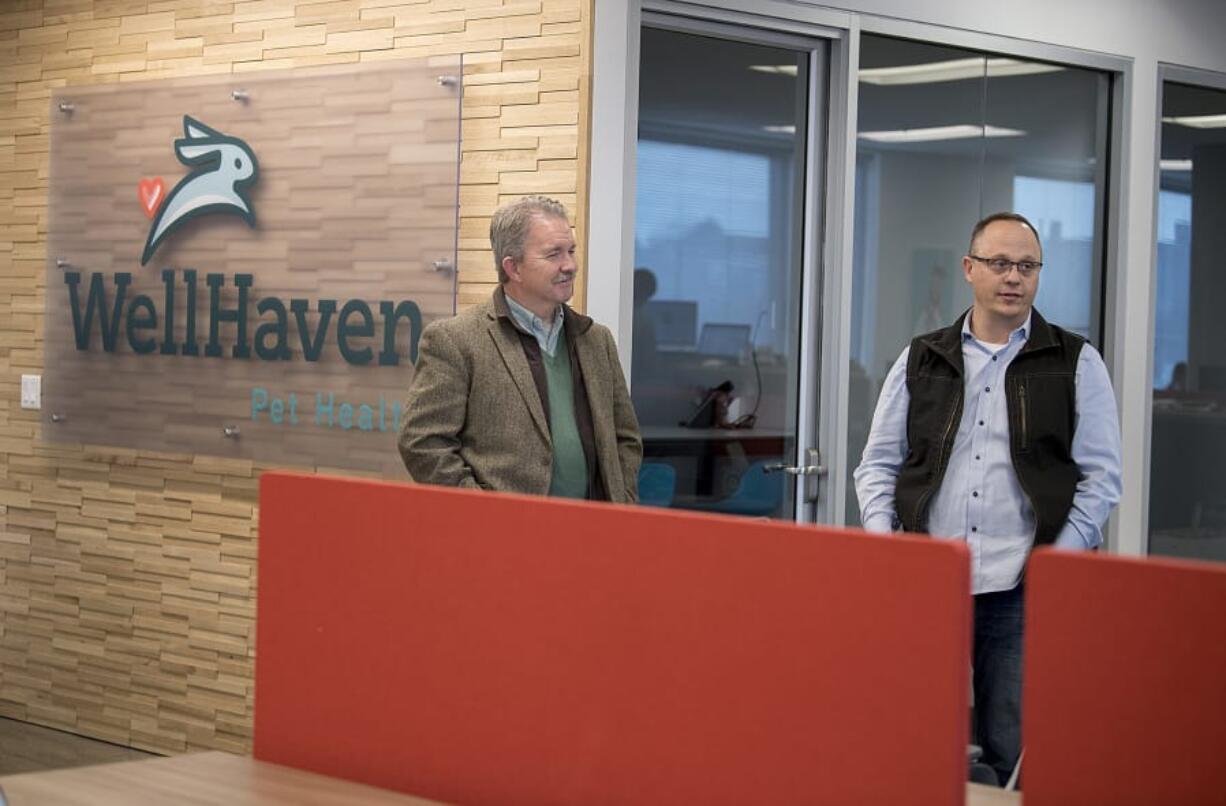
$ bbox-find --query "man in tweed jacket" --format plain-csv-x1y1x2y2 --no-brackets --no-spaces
399,196,642,502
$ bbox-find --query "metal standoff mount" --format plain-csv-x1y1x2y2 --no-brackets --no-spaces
231,89,249,103
223,425,241,439
432,258,455,273
437,75,458,88
50,413,65,423
55,257,71,269
57,101,74,115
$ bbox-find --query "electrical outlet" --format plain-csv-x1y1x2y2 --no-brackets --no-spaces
20,374,40,410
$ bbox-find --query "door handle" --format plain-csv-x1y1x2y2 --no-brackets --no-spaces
763,462,826,476
764,448,826,505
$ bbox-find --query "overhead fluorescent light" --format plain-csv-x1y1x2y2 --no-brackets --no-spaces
762,125,796,134
749,64,798,76
859,57,1063,86
1160,159,1193,172
1162,114,1226,129
858,124,1026,144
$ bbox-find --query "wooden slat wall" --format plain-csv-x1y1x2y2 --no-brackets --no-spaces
0,0,592,755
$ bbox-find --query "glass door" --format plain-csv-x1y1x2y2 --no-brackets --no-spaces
847,34,1114,527
631,20,827,520
1149,78,1226,563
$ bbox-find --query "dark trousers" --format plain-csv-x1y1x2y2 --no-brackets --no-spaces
972,583,1024,786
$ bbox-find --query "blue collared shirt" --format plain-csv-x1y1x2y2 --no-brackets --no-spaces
505,293,563,357
853,312,1123,594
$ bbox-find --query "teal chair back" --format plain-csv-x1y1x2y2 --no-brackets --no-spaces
691,460,783,517
638,462,676,507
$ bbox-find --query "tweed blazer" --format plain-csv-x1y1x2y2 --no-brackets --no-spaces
398,288,642,502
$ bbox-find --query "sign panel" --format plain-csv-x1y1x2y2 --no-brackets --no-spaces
44,59,461,476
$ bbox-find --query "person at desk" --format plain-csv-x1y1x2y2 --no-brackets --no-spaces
399,195,642,502
853,212,1122,785
631,267,661,391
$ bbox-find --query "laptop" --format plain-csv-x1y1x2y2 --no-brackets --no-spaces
697,322,752,359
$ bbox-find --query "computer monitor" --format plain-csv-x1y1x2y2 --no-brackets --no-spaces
643,300,698,348
697,322,752,359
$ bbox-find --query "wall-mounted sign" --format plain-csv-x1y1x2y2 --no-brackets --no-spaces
44,59,461,476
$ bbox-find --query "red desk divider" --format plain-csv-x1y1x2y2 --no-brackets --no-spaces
255,472,970,805
1025,550,1226,806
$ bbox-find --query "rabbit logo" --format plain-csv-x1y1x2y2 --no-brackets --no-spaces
140,116,259,266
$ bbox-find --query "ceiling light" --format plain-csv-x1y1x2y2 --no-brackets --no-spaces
1159,159,1193,172
859,57,1063,86
1162,114,1226,129
749,64,798,76
762,125,796,134
858,124,1026,143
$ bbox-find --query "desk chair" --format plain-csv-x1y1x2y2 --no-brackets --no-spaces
638,462,677,508
689,459,782,517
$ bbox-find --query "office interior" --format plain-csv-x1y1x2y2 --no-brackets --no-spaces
1,0,1225,802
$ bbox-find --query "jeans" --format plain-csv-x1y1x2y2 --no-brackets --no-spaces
972,583,1024,786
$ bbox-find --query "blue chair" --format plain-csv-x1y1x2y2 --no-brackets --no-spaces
638,462,676,507
689,460,783,517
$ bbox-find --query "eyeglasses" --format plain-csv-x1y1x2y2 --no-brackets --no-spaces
969,255,1042,277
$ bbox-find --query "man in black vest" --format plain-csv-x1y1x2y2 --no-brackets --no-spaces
854,212,1122,786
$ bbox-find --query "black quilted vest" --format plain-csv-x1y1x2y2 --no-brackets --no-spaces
895,308,1084,545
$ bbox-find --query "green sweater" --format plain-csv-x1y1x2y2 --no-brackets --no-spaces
544,332,589,499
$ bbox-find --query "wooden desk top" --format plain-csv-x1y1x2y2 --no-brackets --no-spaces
968,781,1023,805
0,751,1022,805
0,751,440,806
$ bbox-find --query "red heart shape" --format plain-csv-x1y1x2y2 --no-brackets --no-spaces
138,177,165,219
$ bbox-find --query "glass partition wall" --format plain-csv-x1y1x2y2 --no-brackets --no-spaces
631,24,821,518
846,34,1112,525
1149,80,1226,563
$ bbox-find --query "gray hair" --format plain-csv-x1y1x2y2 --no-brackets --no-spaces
490,195,571,283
